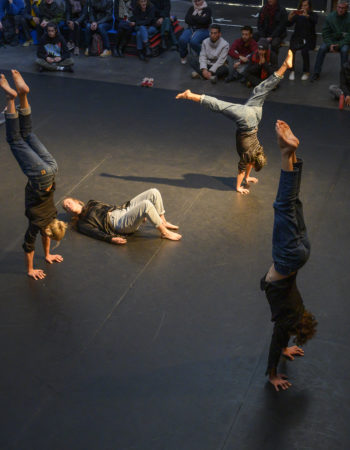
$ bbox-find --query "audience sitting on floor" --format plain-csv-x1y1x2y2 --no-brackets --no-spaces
153,0,177,50
113,0,134,57
131,0,156,61
288,0,318,81
253,0,287,55
0,0,25,46
311,0,350,81
36,21,74,70
190,23,229,83
178,0,212,65
329,61,350,107
84,0,113,57
37,0,64,40
226,25,257,83
245,38,278,87
19,0,41,46
65,0,87,55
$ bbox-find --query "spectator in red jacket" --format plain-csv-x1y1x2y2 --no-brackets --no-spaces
226,25,258,83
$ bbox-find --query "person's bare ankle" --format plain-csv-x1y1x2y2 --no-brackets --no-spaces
11,70,30,95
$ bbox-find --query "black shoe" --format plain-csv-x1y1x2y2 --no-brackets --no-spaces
310,73,320,82
138,50,146,61
225,75,234,83
113,47,121,57
161,38,167,50
145,44,152,57
118,46,125,58
64,66,74,73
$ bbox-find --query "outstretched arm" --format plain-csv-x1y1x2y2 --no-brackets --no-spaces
176,90,201,102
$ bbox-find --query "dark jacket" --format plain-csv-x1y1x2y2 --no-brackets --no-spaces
38,0,64,23
0,0,25,20
88,0,113,24
37,31,70,58
65,0,87,23
322,10,350,47
131,3,155,27
246,49,278,83
152,0,170,19
23,182,57,253
340,62,350,97
185,5,211,30
289,11,318,50
261,273,305,376
77,199,130,242
24,0,40,21
257,1,287,39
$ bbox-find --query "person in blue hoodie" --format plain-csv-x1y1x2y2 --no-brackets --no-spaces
0,0,25,45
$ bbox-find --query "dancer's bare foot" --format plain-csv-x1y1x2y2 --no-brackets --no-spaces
0,74,17,99
163,221,179,230
284,50,293,70
176,89,192,100
161,229,182,240
11,70,30,95
276,120,299,157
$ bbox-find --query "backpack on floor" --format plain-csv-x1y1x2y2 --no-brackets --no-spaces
90,33,103,56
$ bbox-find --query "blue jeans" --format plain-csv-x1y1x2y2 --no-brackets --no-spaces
85,22,112,50
313,42,350,74
178,28,209,58
200,73,281,132
136,25,157,50
6,108,57,190
272,160,310,276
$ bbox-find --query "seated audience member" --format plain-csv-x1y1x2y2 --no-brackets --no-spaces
19,0,41,46
311,0,350,82
245,38,278,87
226,25,257,83
37,0,64,40
0,0,25,46
178,0,212,64
62,188,182,242
113,0,134,57
65,0,87,55
253,0,287,55
288,0,317,81
190,24,229,83
329,61,350,107
84,0,113,57
153,0,177,50
36,21,74,71
131,0,156,61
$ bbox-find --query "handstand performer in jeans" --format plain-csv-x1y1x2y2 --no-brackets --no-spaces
1,70,67,280
176,50,294,194
261,120,317,391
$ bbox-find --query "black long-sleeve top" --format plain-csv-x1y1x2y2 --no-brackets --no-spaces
260,272,305,376
152,0,170,19
65,0,88,23
77,199,129,242
288,12,318,49
257,2,287,39
23,182,57,253
37,32,70,59
131,3,155,27
88,0,113,24
38,1,64,22
185,5,211,30
24,0,40,21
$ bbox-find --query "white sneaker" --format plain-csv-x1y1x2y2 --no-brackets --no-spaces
181,58,187,65
289,71,295,81
191,71,200,79
301,73,309,81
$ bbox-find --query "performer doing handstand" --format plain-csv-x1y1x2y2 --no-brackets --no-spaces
176,50,294,194
62,188,182,243
1,70,67,280
261,120,317,391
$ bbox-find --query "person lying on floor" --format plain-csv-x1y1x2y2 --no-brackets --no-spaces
62,188,182,243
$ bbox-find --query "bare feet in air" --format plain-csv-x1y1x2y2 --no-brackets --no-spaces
275,120,299,156
0,74,17,99
284,50,293,70
11,70,30,95
161,229,182,241
176,89,191,100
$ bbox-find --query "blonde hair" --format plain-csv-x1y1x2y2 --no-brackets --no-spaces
44,218,68,241
253,146,267,172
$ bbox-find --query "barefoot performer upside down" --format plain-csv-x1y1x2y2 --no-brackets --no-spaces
176,50,294,194
261,120,317,392
1,70,67,280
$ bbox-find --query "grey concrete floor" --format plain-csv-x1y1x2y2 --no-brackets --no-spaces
0,1,345,110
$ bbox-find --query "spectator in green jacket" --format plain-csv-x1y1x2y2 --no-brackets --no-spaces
311,0,350,81
37,0,64,39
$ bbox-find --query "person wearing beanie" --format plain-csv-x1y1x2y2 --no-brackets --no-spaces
245,37,278,87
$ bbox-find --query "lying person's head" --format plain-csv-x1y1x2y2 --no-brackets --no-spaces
253,146,267,172
291,310,318,346
62,197,85,215
44,218,68,241
46,23,58,39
